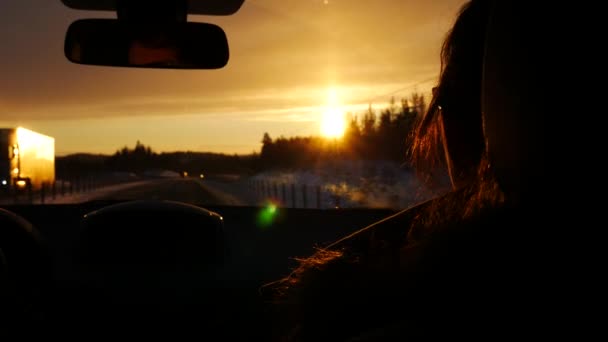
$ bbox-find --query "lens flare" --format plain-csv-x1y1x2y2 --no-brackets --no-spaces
257,202,278,228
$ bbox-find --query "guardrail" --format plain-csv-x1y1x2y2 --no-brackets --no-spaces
248,179,349,209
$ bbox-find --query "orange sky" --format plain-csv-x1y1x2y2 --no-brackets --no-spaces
0,0,466,155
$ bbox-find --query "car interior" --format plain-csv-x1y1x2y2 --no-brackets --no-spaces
0,0,542,339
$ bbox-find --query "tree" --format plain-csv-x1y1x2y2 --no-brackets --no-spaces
362,104,377,137
262,132,273,145
345,114,361,138
410,92,426,117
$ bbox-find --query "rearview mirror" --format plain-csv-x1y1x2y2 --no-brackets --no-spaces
61,0,245,16
65,19,229,69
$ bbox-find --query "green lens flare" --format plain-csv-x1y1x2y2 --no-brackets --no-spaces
258,203,278,228
268,204,277,214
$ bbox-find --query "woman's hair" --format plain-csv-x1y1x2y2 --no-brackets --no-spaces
410,0,492,188
405,0,504,230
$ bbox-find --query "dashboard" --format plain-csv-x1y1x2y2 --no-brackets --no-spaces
0,201,393,337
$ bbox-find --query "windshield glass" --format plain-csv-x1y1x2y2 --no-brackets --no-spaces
0,0,465,209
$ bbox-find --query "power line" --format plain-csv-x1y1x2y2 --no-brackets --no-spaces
361,76,437,105
277,73,436,138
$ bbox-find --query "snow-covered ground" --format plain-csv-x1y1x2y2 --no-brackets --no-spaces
249,161,449,210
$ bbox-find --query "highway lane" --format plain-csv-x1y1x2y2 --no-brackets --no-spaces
93,178,246,205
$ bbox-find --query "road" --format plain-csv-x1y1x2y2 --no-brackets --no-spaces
95,178,245,205
38,178,251,206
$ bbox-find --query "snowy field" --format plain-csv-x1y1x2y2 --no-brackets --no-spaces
249,160,449,210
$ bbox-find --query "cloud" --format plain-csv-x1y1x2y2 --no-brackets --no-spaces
0,78,435,123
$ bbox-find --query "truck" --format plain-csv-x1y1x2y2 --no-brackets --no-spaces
0,127,55,192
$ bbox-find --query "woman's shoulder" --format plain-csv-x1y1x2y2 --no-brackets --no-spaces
265,188,525,341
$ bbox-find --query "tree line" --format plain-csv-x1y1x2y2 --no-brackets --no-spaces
56,141,257,180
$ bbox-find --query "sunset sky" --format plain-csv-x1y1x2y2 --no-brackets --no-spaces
0,0,466,155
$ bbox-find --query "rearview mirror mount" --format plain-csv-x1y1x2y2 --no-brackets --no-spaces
64,19,229,69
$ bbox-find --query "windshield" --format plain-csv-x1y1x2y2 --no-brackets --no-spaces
0,0,464,209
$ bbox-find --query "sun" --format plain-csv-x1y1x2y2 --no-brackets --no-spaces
321,107,346,138
320,88,346,138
